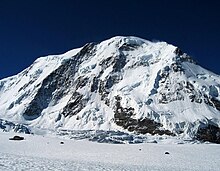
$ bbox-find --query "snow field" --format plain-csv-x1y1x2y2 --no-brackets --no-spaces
0,132,220,171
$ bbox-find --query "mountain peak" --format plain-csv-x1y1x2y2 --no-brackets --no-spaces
100,35,169,49
0,36,220,143
103,36,147,44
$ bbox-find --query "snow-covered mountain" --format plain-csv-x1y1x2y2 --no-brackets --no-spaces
1,36,220,143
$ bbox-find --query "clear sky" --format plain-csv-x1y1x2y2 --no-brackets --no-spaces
0,0,220,79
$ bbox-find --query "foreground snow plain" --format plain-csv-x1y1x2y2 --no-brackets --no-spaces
0,132,220,171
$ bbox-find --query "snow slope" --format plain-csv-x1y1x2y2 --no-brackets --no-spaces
0,36,220,142
1,131,220,171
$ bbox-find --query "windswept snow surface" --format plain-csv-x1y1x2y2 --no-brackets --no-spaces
0,132,220,171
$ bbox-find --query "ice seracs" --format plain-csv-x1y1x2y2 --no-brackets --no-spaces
0,36,220,143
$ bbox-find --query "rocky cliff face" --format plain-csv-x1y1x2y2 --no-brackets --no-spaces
1,36,220,143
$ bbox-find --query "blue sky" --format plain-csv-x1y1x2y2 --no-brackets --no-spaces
0,0,220,79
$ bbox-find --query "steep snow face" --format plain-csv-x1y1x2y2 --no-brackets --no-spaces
0,48,81,122
1,36,220,141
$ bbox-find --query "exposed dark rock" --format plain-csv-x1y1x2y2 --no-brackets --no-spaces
150,70,162,95
104,98,110,106
145,99,153,105
98,80,111,106
14,124,31,134
99,81,108,97
55,113,62,122
114,95,174,136
174,47,195,63
112,54,126,72
119,43,139,51
62,92,87,117
210,98,220,111
105,74,122,89
165,152,170,155
91,77,99,92
75,76,89,89
180,54,195,63
186,81,194,91
20,79,36,92
149,140,158,143
99,56,114,70
15,92,29,105
196,122,220,144
160,67,170,83
189,94,196,102
9,136,25,141
0,119,30,134
77,43,96,58
0,81,5,92
7,102,14,110
94,53,126,101
204,95,220,111
171,62,184,72
174,47,183,56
